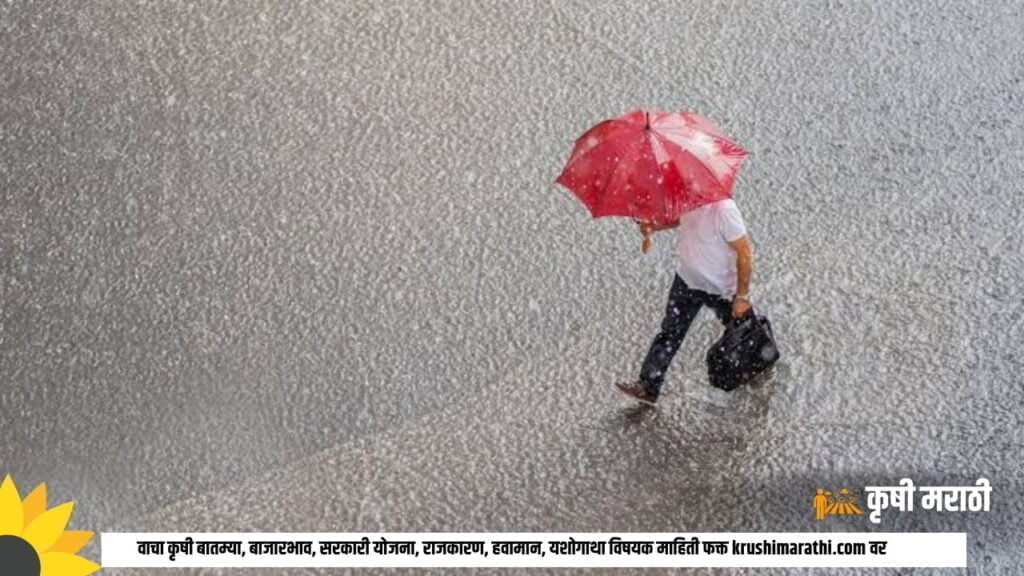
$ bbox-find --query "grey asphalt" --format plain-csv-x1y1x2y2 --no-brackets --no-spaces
2,0,1024,574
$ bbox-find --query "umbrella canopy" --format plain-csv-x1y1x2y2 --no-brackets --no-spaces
555,109,747,225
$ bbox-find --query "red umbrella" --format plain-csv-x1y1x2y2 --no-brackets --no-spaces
556,108,747,230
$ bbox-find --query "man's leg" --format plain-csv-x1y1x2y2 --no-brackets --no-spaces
638,275,704,396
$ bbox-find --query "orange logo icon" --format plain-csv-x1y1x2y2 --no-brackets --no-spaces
813,487,863,520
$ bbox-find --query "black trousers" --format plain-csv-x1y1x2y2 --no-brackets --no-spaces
640,274,733,395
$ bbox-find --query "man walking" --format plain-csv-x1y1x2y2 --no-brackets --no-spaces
616,197,753,405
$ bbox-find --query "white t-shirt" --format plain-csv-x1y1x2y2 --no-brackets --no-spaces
675,199,748,298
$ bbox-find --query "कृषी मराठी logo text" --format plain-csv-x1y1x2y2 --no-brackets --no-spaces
814,478,992,523
0,475,100,576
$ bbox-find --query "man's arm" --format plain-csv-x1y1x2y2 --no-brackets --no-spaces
727,235,753,317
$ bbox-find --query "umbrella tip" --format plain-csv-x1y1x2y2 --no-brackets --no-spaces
644,111,650,130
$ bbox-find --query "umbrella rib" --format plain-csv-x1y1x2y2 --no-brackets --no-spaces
566,128,636,199
570,118,633,150
572,123,636,159
653,132,730,193
592,139,634,217
558,129,626,192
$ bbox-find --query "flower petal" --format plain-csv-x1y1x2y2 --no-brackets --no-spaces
51,530,93,554
23,501,74,554
22,482,47,526
0,475,24,536
39,552,100,576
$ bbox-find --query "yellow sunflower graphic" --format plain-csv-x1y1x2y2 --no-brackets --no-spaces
0,475,100,576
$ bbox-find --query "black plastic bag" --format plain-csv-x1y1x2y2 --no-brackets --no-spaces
706,309,780,391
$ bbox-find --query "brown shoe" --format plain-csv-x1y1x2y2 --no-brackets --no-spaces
615,381,659,406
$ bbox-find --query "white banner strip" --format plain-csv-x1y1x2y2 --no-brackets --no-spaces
101,532,966,568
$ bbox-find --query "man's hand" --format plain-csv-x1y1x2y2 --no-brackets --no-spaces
732,295,752,318
637,219,679,253
638,221,654,253
638,220,680,234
